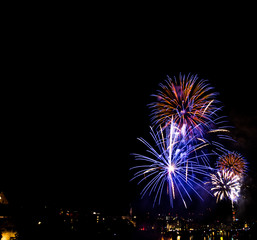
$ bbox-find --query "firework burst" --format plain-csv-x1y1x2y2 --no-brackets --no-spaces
131,72,248,210
149,73,221,138
217,151,247,177
130,121,213,208
210,170,241,204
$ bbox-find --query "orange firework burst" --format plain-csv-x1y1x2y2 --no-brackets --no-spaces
149,73,218,137
217,152,247,176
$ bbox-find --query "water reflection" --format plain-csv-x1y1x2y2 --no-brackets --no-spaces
160,235,183,240
158,231,244,240
1,230,17,240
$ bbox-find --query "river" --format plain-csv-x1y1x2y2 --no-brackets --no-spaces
131,230,253,240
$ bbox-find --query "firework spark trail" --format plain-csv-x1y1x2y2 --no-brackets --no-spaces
149,73,219,136
148,73,234,150
130,121,214,208
217,151,247,177
210,170,241,204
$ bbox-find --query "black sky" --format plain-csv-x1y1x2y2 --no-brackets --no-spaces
2,5,257,219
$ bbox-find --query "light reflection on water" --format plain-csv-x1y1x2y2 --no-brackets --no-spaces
1,230,17,240
158,232,238,240
160,236,183,240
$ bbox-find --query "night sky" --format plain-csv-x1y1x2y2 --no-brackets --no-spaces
2,6,257,220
